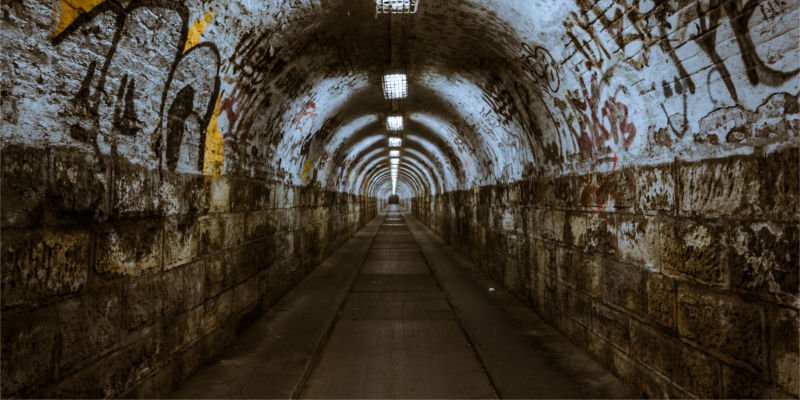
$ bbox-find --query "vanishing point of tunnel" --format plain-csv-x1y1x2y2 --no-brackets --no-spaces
1,0,799,398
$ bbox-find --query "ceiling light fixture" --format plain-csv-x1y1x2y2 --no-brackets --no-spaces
388,137,402,147
382,73,408,99
389,150,400,157
390,158,400,166
387,116,403,131
376,0,419,14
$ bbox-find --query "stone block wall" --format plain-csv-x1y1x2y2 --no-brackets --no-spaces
1,144,376,398
412,146,798,398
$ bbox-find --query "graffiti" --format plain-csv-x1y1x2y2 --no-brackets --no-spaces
561,0,696,97
292,100,318,130
511,82,546,151
480,107,501,128
653,6,697,97
52,0,220,172
301,114,340,155
185,9,214,52
203,95,224,176
113,74,140,136
563,0,652,71
226,27,288,91
301,160,314,183
520,43,560,92
561,0,798,151
53,0,106,37
165,86,195,170
722,0,799,87
692,0,736,102
563,17,610,71
479,70,561,164
483,73,519,126
660,77,689,138
569,0,798,97
558,71,637,169
759,0,790,21
658,0,797,136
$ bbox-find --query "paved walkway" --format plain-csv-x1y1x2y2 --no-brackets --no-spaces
171,206,634,399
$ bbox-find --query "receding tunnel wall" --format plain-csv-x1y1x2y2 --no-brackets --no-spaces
409,1,800,399
1,0,798,398
1,1,382,397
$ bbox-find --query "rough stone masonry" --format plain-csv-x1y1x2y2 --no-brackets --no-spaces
1,0,798,398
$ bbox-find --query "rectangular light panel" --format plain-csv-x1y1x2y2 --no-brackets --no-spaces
389,150,400,157
388,137,402,147
382,74,407,99
387,116,403,131
390,158,400,166
376,0,419,14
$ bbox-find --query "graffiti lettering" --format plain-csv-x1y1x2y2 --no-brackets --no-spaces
559,72,637,169
520,43,560,92
723,0,799,87
759,0,790,21
563,0,652,72
292,100,318,130
564,17,610,71
693,0,737,101
483,74,519,126
53,1,220,172
660,77,689,138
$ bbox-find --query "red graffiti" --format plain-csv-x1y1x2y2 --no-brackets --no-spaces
219,84,258,139
220,86,244,125
293,100,318,129
566,72,636,169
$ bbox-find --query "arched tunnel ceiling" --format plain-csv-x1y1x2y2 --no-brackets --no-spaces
6,0,799,199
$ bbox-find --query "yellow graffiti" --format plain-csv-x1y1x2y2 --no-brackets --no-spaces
301,160,313,183
184,9,214,52
203,95,224,176
53,0,106,37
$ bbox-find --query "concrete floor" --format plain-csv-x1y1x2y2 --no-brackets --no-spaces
170,206,635,399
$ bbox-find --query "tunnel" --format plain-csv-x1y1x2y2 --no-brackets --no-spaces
1,0,799,398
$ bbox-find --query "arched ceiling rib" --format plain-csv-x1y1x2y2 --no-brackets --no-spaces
357,156,437,196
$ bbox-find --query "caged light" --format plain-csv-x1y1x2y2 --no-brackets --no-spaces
388,137,402,147
390,158,400,166
382,73,408,99
389,150,400,157
376,0,419,14
387,116,403,131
